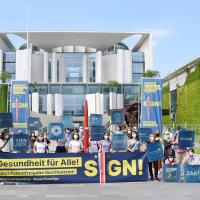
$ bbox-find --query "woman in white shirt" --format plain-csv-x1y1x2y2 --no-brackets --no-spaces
68,132,83,153
33,133,48,154
0,129,11,153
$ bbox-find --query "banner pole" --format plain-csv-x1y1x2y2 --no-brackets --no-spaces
84,100,89,153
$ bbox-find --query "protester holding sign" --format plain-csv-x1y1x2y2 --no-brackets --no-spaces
127,131,140,152
78,126,84,141
99,132,112,153
0,129,11,153
29,131,37,153
68,132,83,153
147,134,159,181
172,126,186,164
65,128,72,152
163,133,174,162
33,133,48,154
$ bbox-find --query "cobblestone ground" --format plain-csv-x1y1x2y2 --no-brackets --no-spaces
0,182,200,200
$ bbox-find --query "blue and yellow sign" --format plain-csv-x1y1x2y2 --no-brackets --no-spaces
141,78,162,132
10,81,29,134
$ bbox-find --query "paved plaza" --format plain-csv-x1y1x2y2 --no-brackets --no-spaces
0,182,200,200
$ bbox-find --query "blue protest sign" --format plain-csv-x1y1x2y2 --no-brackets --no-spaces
10,81,29,134
61,115,73,129
111,111,125,125
91,125,105,141
48,123,64,140
141,78,162,132
147,142,163,162
28,117,41,130
111,132,127,151
13,134,29,152
162,164,181,182
105,152,148,182
179,131,194,148
90,114,103,126
138,127,153,143
0,113,13,128
184,164,200,183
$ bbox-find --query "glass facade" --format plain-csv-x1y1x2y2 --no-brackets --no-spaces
30,83,140,117
132,52,144,84
56,53,96,83
3,52,16,83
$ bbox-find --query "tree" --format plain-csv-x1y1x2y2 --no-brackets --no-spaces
143,70,160,77
107,80,120,92
0,71,12,82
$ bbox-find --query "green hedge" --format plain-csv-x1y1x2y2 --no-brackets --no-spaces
0,84,8,113
162,84,170,124
175,64,200,124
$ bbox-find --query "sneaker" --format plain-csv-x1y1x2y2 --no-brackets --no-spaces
150,177,154,181
155,178,160,181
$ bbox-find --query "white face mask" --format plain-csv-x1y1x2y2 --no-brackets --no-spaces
5,135,9,139
128,131,131,134
169,158,173,161
132,134,137,138
74,135,78,140
104,136,109,140
150,136,154,141
189,152,193,157
79,128,83,133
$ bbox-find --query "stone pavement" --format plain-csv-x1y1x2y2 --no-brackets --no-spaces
0,182,200,200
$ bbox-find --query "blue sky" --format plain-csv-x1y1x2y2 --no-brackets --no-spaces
0,0,200,77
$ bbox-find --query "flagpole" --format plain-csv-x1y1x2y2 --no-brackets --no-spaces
26,0,30,82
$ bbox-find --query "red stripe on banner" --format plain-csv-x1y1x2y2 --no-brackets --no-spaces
99,152,106,183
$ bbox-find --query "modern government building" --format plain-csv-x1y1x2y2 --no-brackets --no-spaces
0,31,153,120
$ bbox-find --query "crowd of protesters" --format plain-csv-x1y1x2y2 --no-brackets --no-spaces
0,125,200,181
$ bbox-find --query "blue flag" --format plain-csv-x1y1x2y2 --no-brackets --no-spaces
147,142,163,162
162,164,181,182
179,131,194,148
90,114,103,126
138,128,153,143
13,134,29,152
28,117,41,131
62,115,73,129
111,132,127,151
48,123,64,140
0,113,13,128
184,164,200,183
91,125,105,141
111,111,125,125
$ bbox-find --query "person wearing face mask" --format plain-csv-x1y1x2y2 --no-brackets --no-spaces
68,133,83,153
127,131,140,152
126,128,132,137
163,133,175,162
147,133,159,181
99,132,112,153
184,148,200,165
172,126,186,164
165,151,177,165
33,133,48,154
78,126,84,141
30,131,37,153
64,128,72,152
0,129,11,153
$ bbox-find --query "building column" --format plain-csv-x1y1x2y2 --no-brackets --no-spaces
55,94,63,117
100,94,104,114
44,52,49,83
86,94,96,116
52,52,57,83
117,49,124,84
117,94,124,109
59,57,66,82
82,54,88,83
96,93,100,114
109,92,117,110
32,92,39,113
95,51,102,83
47,94,54,116
0,49,3,83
